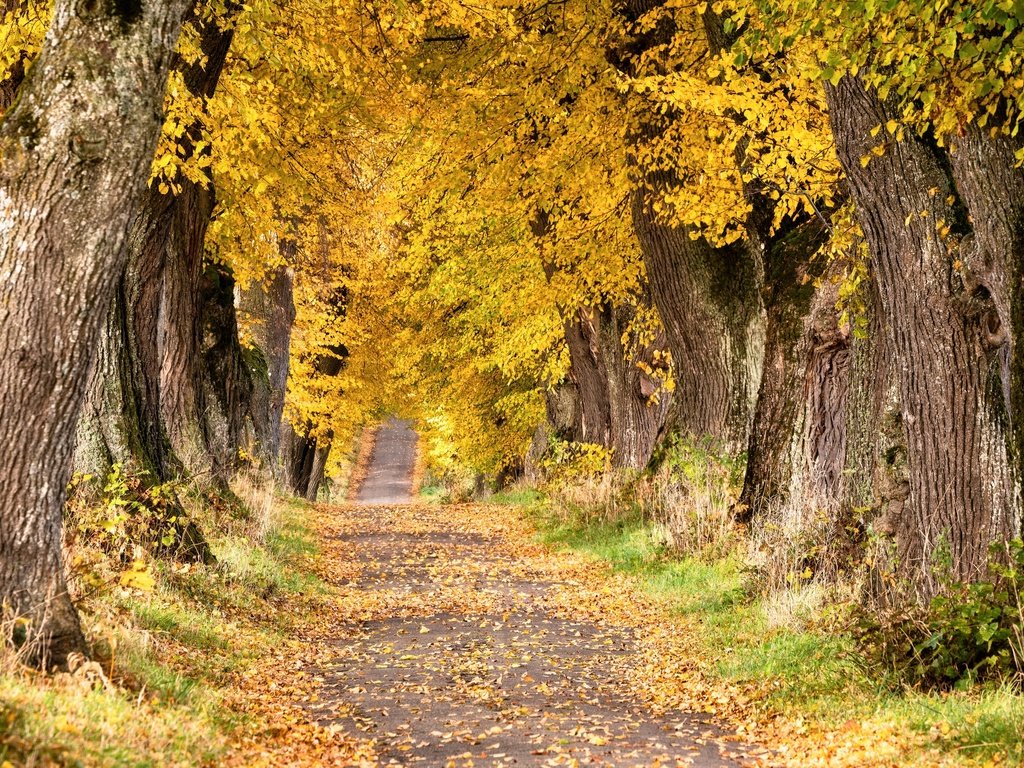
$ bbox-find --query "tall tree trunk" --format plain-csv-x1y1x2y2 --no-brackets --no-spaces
0,0,189,667
737,221,842,521
282,345,345,500
158,178,219,475
200,262,254,479
613,0,765,450
827,76,1021,595
631,203,764,449
562,301,671,469
283,425,332,501
75,3,236,487
946,129,1024,494
239,261,296,474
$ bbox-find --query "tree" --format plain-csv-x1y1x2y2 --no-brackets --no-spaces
0,0,190,667
827,75,1021,593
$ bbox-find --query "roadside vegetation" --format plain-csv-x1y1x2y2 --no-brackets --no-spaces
0,472,339,767
484,450,1024,767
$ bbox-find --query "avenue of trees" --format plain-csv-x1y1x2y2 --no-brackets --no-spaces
1,0,1023,667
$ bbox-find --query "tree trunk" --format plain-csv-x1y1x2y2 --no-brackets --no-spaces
158,178,218,475
283,424,331,501
75,4,236,487
200,262,254,479
562,301,671,469
946,129,1024,498
631,201,764,449
737,221,842,521
612,0,765,450
827,76,1021,595
239,262,296,474
0,0,189,667
282,345,345,500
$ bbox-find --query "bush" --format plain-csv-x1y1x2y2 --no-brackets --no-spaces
855,539,1024,689
638,435,744,558
66,463,212,565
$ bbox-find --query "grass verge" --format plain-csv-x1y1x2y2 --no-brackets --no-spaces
514,498,1024,767
0,492,363,767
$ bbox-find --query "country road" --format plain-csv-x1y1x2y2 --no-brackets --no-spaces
321,424,765,766
355,418,418,504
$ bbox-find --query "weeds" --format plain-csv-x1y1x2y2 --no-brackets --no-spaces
2,471,327,767
854,539,1024,690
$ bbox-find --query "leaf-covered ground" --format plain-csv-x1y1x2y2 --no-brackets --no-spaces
313,504,761,766
5,495,1010,766
225,498,1013,767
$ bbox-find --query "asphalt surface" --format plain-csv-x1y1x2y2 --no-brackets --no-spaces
355,418,418,504
312,504,766,767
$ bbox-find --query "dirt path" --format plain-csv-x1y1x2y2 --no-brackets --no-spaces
309,501,767,767
355,418,418,504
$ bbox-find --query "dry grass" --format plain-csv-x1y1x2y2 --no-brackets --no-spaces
229,469,277,543
2,473,331,767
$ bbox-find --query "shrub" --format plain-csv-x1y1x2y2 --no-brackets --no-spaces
66,463,211,564
854,539,1024,689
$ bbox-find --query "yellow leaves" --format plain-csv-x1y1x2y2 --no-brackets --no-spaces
119,560,156,592
859,141,888,167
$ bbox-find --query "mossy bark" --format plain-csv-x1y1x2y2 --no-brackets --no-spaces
827,76,1022,595
0,0,190,668
561,300,671,469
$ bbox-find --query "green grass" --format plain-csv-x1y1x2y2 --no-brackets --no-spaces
520,501,1024,765
418,483,448,502
489,487,546,506
1,493,327,767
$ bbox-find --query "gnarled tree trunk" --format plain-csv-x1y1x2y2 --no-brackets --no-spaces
827,76,1021,595
75,3,237,488
0,0,189,667
631,203,764,449
737,221,844,522
613,0,765,451
561,300,671,469
239,261,296,475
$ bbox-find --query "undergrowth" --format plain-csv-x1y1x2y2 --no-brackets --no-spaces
1,469,327,767
504,490,1024,766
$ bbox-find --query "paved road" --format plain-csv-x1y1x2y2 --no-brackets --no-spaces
312,504,766,767
355,418,418,504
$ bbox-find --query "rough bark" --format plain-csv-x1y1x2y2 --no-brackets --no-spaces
946,129,1024,502
737,221,843,521
827,76,1021,594
613,0,765,450
239,262,296,473
561,301,671,469
0,0,190,667
631,201,764,449
200,262,254,479
158,180,218,475
75,3,237,486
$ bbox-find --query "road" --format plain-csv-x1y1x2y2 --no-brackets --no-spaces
355,418,418,504
314,443,766,765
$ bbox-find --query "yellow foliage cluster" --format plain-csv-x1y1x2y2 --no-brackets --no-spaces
4,0,1022,480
